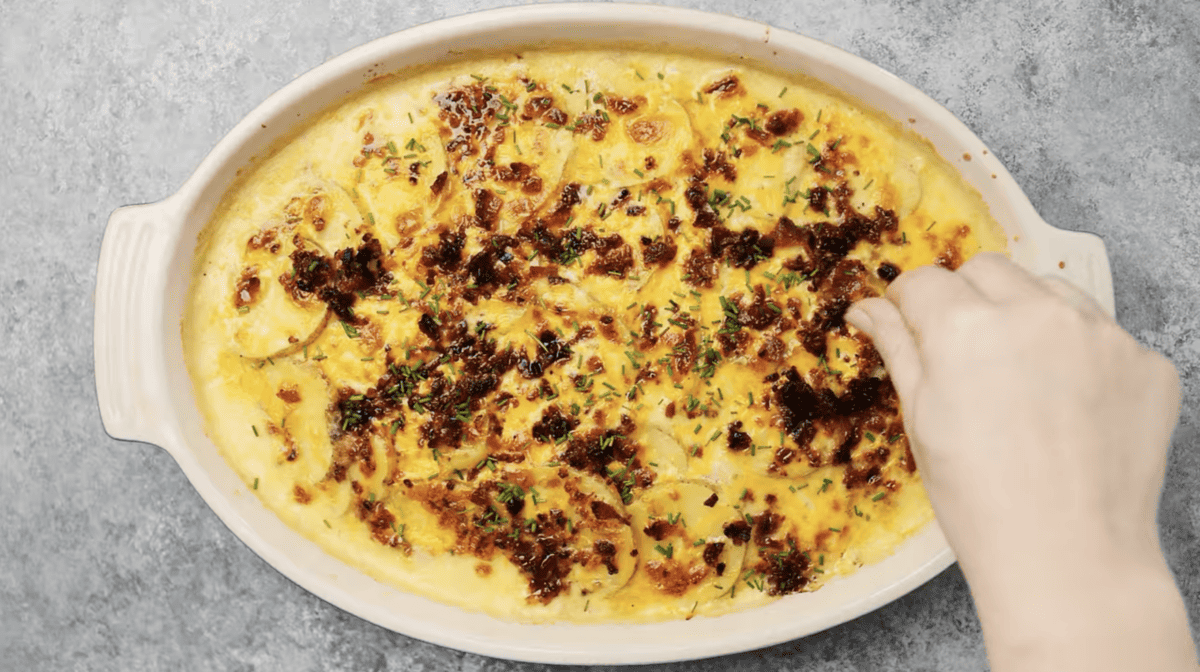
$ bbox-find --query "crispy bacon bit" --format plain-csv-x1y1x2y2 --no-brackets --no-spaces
759,544,810,595
644,519,676,541
304,196,326,231
752,512,783,545
359,497,407,550
641,236,677,266
430,171,449,195
758,337,786,362
522,94,567,126
723,519,752,545
710,226,774,269
645,558,710,596
234,267,261,308
765,108,802,136
770,365,898,473
418,313,440,341
594,539,620,575
682,248,719,288
282,235,391,323
523,94,554,118
604,94,641,115
588,241,633,278
808,185,830,213
684,182,720,229
726,421,751,451
561,419,644,499
573,111,610,141
435,83,506,158
734,285,782,331
701,149,737,182
703,542,726,575
518,329,572,379
703,75,743,97
247,228,279,253
590,500,625,522
741,126,769,146
532,405,579,443
496,161,544,194
420,229,465,272
474,188,503,230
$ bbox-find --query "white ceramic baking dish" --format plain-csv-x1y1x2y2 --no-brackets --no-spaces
94,3,1114,664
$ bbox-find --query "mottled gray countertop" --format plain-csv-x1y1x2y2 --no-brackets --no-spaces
2,0,1197,670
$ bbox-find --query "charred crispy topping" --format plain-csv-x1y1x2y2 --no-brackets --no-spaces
603,93,642,115
877,261,901,282
641,235,678,266
573,111,610,141
765,108,802,136
703,75,743,97
282,235,391,323
234,267,261,308
710,225,774,269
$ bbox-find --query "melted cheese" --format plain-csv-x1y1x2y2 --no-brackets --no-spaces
183,48,1006,623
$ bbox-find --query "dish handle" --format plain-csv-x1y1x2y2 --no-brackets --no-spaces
94,199,178,446
1032,226,1116,318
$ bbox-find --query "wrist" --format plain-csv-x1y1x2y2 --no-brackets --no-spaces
960,536,1197,672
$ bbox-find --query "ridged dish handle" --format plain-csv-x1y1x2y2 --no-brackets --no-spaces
94,199,178,446
1034,226,1116,318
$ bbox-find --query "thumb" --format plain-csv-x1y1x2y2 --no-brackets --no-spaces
845,297,921,407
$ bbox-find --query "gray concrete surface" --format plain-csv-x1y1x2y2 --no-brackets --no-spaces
2,0,1197,670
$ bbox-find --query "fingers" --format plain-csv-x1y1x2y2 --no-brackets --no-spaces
1039,276,1106,317
885,264,984,337
846,297,921,406
955,252,1046,304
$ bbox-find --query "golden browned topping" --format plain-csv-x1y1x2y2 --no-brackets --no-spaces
187,50,1006,622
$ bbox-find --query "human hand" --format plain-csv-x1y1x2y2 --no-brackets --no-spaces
845,252,1196,671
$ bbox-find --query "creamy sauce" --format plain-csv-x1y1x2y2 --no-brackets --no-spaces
183,48,1006,623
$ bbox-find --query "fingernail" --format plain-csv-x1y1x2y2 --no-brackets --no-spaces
845,306,874,333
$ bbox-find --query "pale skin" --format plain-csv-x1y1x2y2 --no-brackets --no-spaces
845,252,1198,672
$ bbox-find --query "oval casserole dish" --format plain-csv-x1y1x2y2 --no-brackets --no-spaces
93,3,1115,664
